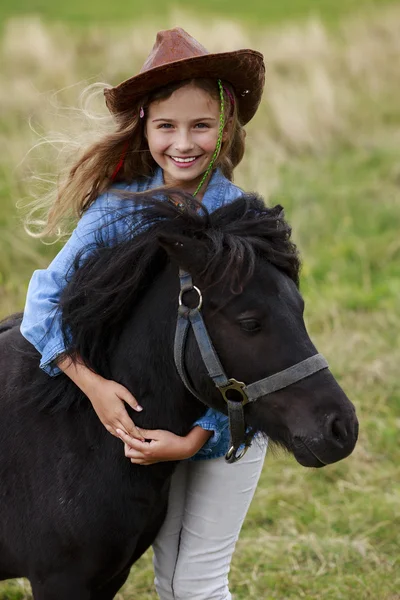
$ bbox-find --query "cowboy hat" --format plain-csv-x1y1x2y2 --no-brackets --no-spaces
104,27,265,125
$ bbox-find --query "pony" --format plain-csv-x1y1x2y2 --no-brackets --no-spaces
0,193,358,599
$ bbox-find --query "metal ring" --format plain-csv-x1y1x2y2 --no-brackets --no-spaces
178,286,203,310
225,444,249,463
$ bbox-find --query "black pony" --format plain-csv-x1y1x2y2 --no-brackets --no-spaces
0,193,358,599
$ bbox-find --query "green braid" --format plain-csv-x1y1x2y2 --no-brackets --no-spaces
192,79,225,198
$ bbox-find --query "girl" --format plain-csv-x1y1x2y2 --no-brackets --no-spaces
21,27,267,600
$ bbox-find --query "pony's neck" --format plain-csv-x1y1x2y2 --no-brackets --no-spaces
109,262,206,436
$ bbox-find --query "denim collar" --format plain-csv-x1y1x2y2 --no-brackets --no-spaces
201,168,227,212
150,167,228,212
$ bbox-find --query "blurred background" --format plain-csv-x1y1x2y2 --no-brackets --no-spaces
0,1,399,598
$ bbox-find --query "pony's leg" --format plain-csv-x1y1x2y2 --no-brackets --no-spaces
91,511,165,600
91,567,131,600
90,509,165,600
30,574,91,600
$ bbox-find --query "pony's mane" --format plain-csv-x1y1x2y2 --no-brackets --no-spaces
60,192,300,377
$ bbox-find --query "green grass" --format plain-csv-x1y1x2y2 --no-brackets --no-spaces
276,147,400,313
1,0,399,26
1,4,400,599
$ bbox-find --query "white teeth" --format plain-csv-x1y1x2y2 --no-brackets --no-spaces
171,156,198,163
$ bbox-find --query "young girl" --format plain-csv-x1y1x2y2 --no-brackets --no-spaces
21,27,267,599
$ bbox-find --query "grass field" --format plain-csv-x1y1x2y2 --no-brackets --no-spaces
1,0,399,27
0,2,399,599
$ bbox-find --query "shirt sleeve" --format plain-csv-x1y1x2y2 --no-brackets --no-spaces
192,407,230,452
20,192,130,375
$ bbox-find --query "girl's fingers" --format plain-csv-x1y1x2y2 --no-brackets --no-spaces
117,428,138,446
105,424,118,437
136,427,156,439
127,424,146,441
119,432,147,451
115,413,145,440
117,429,148,448
124,446,146,460
120,438,156,466
117,388,143,412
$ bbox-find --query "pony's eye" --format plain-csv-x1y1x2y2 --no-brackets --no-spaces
239,319,261,333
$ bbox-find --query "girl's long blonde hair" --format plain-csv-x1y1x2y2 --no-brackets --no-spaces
25,78,246,239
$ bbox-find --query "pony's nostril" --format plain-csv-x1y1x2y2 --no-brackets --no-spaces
326,415,348,446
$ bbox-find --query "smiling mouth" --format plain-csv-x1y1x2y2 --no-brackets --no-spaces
168,155,202,167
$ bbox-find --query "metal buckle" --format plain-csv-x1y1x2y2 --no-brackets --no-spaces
219,378,248,405
178,286,203,310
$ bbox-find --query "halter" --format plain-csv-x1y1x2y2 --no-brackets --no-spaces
174,269,329,463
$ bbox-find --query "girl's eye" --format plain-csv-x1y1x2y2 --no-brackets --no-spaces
239,319,261,333
157,123,209,129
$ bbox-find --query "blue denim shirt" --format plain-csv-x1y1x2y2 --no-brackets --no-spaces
21,167,242,460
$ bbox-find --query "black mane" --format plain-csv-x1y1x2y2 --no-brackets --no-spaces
60,192,300,378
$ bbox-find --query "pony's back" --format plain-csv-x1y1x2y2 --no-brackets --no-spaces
0,313,23,335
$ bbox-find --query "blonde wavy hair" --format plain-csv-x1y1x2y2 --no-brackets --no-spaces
25,78,246,239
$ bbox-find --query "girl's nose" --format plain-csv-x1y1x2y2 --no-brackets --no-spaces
174,130,195,153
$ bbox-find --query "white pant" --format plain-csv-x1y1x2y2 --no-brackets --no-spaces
153,439,267,600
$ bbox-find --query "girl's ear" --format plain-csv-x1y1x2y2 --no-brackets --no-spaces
158,234,207,275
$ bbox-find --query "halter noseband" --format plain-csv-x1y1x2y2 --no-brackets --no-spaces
174,269,329,464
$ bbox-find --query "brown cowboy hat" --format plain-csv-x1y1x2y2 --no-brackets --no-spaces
104,27,265,125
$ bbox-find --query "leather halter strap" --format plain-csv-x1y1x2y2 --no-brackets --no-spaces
174,270,329,463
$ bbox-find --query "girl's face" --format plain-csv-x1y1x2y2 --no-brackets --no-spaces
145,83,229,193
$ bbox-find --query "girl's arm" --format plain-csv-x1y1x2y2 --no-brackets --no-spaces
21,191,144,439
117,427,213,465
21,192,119,375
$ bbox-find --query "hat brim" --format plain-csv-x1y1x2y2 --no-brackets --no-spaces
104,49,265,126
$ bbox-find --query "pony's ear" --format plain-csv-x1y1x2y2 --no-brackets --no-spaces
158,234,207,275
271,204,285,219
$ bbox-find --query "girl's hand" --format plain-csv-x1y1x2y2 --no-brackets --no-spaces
57,355,144,440
87,379,145,440
116,426,213,465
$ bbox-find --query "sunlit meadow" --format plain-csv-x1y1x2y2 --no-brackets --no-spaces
0,3,399,599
